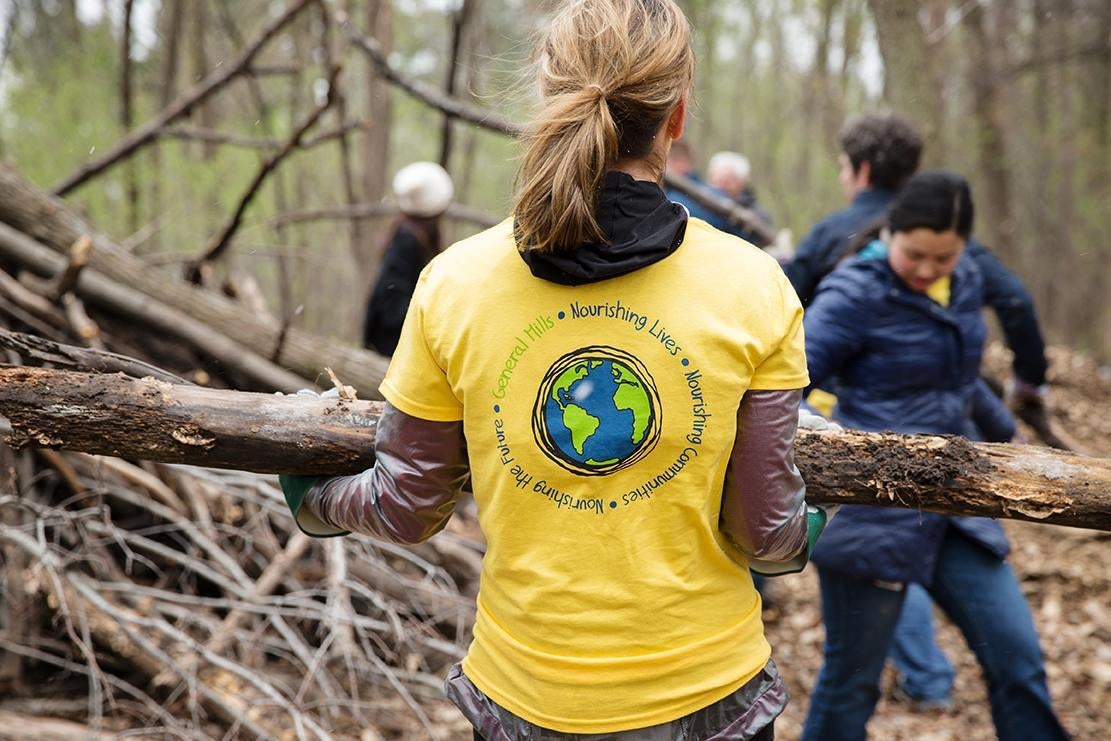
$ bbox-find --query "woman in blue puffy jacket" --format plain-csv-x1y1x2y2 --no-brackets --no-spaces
800,171,1068,741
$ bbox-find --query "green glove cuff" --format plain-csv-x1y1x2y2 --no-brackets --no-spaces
279,474,349,538
805,505,829,558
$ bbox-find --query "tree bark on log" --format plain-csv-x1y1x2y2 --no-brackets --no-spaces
0,367,381,475
0,165,390,396
1,367,1108,532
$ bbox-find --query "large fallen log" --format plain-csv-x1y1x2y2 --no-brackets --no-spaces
0,366,380,474
0,164,391,397
1,366,1108,531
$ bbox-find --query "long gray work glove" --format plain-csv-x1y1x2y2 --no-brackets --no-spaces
747,408,841,576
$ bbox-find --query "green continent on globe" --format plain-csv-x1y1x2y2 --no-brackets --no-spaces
551,363,590,405
611,362,651,444
562,404,600,455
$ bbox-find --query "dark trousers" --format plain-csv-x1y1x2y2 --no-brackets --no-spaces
802,529,1067,741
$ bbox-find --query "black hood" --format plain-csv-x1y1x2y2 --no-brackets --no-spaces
517,170,688,285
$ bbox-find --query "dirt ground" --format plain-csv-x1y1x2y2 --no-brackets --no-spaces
427,344,1111,740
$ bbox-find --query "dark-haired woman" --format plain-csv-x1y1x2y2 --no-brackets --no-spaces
800,171,1067,741
282,1,834,738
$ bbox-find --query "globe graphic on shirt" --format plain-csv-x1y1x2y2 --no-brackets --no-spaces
532,346,662,476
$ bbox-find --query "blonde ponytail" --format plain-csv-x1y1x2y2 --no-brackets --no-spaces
513,0,694,254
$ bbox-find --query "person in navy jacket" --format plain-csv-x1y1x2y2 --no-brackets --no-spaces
789,113,1054,709
799,172,1067,741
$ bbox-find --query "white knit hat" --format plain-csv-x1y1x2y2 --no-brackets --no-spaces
393,162,454,217
708,151,752,181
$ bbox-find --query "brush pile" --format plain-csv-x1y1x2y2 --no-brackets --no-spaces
0,164,479,739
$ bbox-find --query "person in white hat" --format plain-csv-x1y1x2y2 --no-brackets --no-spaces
363,162,454,355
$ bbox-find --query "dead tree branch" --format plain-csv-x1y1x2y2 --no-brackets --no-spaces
0,223,310,392
190,65,343,275
0,166,390,395
342,17,520,136
48,235,92,301
440,0,479,166
159,126,279,151
50,0,317,196
120,0,138,233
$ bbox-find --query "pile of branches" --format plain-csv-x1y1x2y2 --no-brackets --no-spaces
0,443,479,739
0,148,479,740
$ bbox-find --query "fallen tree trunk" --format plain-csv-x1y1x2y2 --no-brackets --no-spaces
0,224,309,392
0,366,380,474
0,164,391,396
1,366,1108,531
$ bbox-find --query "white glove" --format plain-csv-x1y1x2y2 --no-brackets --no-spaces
798,408,843,432
275,387,338,398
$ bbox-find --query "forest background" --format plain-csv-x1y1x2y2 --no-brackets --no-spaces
0,0,1108,362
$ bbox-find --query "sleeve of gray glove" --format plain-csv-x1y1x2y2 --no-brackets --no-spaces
720,388,809,570
298,402,470,544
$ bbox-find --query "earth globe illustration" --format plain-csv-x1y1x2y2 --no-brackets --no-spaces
532,346,661,476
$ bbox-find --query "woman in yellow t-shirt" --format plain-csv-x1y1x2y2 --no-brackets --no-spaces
280,1,833,738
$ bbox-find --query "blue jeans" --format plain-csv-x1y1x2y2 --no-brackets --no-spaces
889,583,954,701
802,529,1067,741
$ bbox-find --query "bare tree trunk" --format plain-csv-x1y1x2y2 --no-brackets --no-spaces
148,0,185,253
191,0,216,160
320,3,365,280
968,1,1016,257
1093,1,1111,167
359,0,394,279
811,0,843,159
866,0,944,162
2,366,1109,531
439,0,478,169
213,2,299,319
61,0,81,48
120,0,139,235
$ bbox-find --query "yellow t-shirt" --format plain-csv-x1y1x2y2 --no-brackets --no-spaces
380,218,809,733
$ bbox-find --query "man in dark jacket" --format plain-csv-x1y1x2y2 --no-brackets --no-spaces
785,113,1049,398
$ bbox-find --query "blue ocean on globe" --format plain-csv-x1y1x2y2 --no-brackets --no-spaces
543,358,650,468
